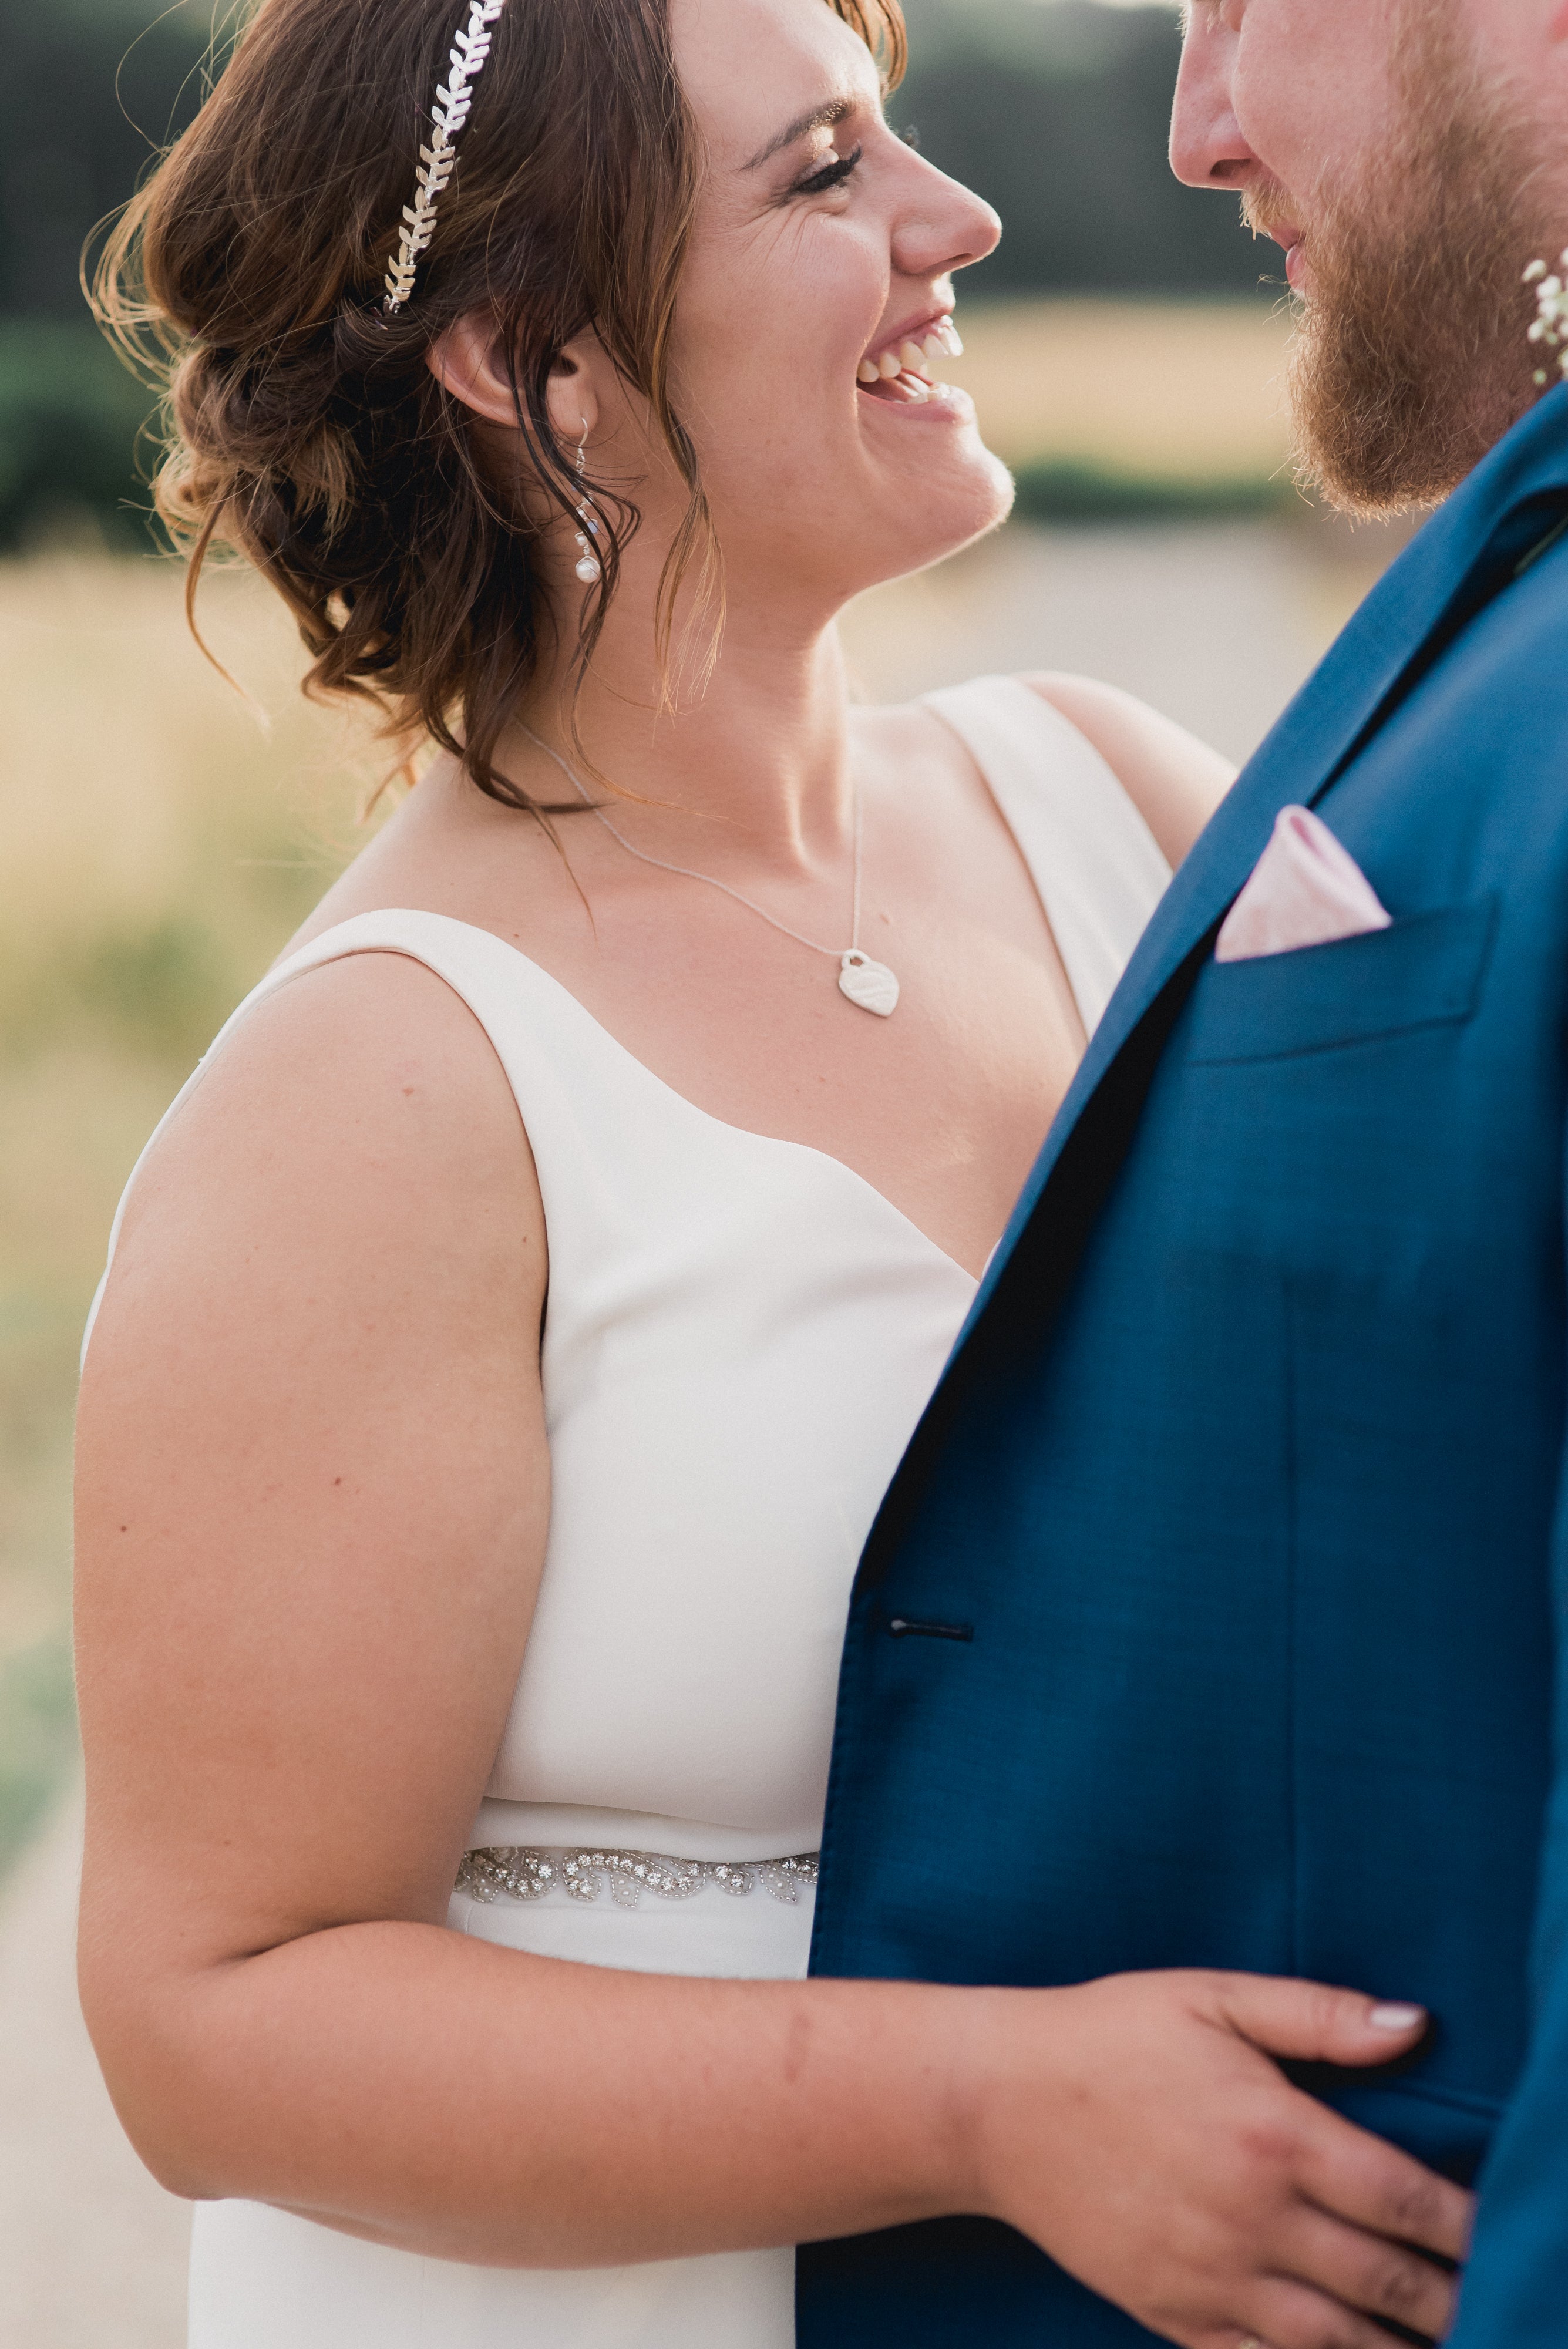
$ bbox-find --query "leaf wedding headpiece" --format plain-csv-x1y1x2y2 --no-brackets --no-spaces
384,0,510,315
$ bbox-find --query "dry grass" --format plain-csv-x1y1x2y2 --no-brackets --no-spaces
945,296,1298,477
2,556,379,1044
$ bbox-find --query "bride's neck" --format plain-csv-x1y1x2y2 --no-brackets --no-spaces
508,571,859,879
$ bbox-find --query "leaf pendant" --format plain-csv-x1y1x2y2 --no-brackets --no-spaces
839,951,900,1017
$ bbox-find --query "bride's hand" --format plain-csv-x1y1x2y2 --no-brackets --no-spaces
966,1971,1473,2349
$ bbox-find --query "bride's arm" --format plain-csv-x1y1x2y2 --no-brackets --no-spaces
1024,672,1239,867
75,952,1467,2346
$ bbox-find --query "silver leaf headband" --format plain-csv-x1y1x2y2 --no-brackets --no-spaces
383,0,510,315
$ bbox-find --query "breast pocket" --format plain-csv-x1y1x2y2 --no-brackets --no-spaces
1186,897,1498,1067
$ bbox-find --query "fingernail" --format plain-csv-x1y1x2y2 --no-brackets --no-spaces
1369,2002,1426,2032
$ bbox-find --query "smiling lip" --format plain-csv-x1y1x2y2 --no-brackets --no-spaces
859,380,975,426
862,306,953,367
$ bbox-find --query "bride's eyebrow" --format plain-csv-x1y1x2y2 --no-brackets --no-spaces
742,95,854,172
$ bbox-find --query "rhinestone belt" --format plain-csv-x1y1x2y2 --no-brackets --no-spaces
456,1846,820,1910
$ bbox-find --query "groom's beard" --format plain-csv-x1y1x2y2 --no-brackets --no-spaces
1248,14,1554,516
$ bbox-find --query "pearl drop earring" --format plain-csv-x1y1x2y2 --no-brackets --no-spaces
573,421,601,585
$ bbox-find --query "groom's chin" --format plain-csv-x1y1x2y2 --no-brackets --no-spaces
1287,293,1539,521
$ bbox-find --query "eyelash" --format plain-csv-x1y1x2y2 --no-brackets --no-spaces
795,143,863,198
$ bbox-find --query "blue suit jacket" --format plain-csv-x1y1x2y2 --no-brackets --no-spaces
800,388,1568,2346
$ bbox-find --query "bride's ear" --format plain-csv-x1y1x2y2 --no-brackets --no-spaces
427,317,601,446
426,312,520,426
543,341,601,452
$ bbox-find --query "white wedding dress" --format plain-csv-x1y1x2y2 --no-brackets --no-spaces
88,677,1170,2348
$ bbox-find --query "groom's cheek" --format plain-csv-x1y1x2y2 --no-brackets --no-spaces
1172,0,1408,223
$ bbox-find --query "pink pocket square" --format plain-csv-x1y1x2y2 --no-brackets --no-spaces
1216,806,1392,964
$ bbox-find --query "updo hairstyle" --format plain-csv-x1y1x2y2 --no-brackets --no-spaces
94,0,906,807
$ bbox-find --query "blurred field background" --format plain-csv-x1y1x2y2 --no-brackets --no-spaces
0,0,1408,2338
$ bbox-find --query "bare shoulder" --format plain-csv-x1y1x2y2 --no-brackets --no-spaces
75,955,553,1981
96,949,544,1349
1020,672,1237,869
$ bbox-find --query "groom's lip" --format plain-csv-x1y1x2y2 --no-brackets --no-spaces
1268,219,1307,287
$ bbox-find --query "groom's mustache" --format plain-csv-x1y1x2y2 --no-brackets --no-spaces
1238,180,1309,295
1237,179,1298,256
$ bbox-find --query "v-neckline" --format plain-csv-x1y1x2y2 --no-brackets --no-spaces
377,914,984,1287
275,684,1132,1288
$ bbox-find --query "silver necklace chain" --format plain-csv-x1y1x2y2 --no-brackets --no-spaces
516,723,863,960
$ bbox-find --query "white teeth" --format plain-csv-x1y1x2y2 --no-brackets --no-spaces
857,324,958,392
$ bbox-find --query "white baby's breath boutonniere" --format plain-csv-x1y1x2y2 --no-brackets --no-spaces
1524,252,1568,387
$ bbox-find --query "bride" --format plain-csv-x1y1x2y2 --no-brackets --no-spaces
75,0,1470,2343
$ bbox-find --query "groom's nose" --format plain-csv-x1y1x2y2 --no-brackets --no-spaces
1169,5,1256,190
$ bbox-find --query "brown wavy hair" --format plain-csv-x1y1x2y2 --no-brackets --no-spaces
92,0,906,809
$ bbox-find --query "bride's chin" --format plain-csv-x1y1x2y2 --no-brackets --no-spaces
869,400,1012,513
833,494,1011,604
872,445,1015,569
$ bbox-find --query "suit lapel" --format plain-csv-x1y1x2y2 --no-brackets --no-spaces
852,396,1568,1582
964,388,1568,1338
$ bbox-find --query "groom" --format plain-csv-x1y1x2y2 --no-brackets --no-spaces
802,1,1568,2343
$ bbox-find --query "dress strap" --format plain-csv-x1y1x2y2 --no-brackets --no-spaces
921,675,1171,1035
80,909,588,1367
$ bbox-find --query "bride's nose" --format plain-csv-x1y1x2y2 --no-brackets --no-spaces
890,167,1001,282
